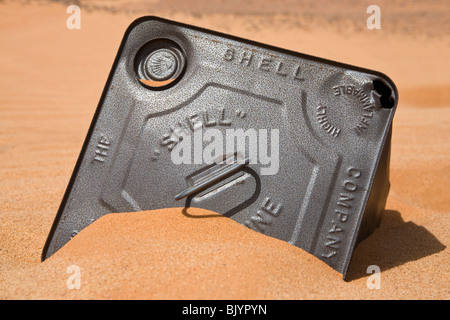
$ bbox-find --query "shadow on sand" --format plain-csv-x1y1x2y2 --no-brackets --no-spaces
346,210,446,281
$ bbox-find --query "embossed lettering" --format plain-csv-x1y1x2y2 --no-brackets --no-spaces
316,105,341,137
93,135,111,163
275,61,287,76
224,48,235,61
223,47,306,81
244,197,283,234
260,58,272,71
240,51,253,66
322,167,362,259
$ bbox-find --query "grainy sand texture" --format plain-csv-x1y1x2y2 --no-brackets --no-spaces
0,0,449,299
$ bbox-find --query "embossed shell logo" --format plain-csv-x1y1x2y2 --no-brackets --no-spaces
148,51,177,80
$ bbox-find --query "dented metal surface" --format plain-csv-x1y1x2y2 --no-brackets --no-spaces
42,17,398,278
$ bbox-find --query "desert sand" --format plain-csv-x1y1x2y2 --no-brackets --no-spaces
0,0,449,299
